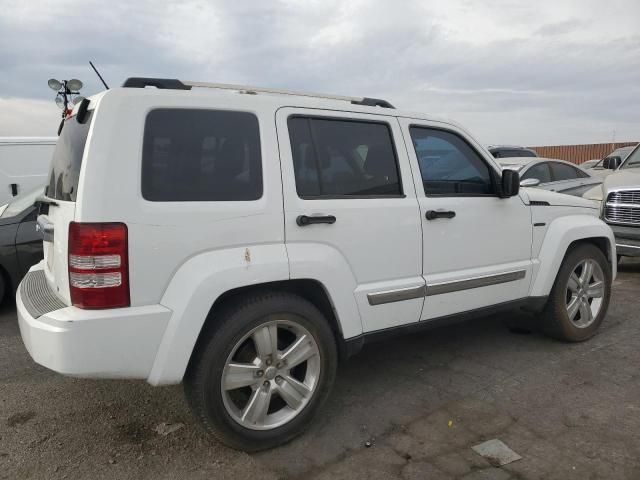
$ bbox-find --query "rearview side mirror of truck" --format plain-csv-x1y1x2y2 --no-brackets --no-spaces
501,169,520,198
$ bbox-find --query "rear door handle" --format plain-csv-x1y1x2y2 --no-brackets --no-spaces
296,214,337,226
425,210,456,220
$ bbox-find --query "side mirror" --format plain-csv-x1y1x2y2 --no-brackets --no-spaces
602,156,622,170
520,178,540,187
501,169,520,198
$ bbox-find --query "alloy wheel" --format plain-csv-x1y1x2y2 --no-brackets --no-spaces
221,319,321,430
565,258,605,328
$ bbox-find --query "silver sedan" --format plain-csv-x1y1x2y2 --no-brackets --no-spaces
498,157,602,197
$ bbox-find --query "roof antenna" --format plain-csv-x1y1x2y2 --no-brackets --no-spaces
89,61,109,89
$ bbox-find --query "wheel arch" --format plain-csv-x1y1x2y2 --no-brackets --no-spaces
188,279,349,373
147,241,357,385
530,215,616,297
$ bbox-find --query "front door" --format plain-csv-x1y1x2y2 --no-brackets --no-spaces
399,118,533,320
277,108,424,334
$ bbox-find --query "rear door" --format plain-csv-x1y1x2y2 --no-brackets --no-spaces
40,112,93,304
277,108,424,333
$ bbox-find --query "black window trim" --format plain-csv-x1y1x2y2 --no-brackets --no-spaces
287,114,406,200
409,124,502,198
141,107,264,202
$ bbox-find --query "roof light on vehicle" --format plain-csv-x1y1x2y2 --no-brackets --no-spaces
67,79,83,91
48,78,63,90
47,77,84,123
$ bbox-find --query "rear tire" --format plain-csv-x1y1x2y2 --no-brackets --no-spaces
541,243,611,342
184,291,337,452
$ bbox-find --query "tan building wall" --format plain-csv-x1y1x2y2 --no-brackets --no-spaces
529,142,638,165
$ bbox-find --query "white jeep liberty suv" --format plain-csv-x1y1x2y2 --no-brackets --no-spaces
19,78,615,451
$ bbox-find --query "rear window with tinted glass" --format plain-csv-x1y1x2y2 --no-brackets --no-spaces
46,112,93,201
142,109,262,201
288,117,402,198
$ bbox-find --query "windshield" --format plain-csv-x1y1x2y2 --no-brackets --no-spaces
611,146,634,159
1,185,44,218
46,112,93,201
621,146,640,169
592,146,635,169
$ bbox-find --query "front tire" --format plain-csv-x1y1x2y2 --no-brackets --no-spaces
541,243,612,342
184,292,337,451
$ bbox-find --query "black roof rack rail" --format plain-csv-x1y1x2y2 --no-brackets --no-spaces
351,97,395,109
122,77,191,90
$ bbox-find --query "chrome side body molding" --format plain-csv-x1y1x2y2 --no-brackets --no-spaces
367,270,527,305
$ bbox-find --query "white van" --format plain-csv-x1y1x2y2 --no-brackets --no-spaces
0,137,56,206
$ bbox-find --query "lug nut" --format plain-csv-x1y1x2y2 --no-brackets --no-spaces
265,359,272,366
276,362,283,369
275,376,283,384
256,370,264,377
263,381,270,387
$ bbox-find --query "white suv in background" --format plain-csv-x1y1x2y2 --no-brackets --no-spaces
18,78,615,451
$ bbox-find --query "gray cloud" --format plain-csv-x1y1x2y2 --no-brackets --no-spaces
0,0,638,145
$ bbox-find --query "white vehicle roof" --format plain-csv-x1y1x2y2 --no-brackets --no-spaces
79,77,460,128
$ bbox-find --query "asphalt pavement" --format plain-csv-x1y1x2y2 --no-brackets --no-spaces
1,259,639,479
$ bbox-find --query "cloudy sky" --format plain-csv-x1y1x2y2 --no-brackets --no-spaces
0,0,638,146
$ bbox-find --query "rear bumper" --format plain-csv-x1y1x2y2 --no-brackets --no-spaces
610,224,640,257
17,268,171,380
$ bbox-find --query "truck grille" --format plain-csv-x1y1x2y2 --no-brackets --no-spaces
20,270,66,319
605,189,640,226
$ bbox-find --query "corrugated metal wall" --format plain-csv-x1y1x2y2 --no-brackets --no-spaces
529,142,638,165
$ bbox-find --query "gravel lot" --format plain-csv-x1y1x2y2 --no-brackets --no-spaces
1,259,639,480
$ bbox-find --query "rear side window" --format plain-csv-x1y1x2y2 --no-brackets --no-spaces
549,162,581,181
142,109,262,201
288,117,402,198
46,112,93,201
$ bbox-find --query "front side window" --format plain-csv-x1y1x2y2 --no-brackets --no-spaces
522,163,552,183
288,117,402,197
410,127,494,195
142,109,262,201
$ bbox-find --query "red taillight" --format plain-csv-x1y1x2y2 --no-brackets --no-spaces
68,222,130,309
